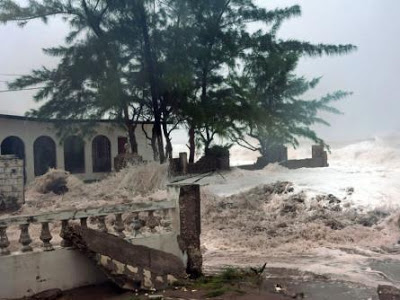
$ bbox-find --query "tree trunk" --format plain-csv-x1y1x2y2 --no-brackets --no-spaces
162,122,173,159
123,106,138,154
127,124,138,154
136,1,165,163
204,139,212,155
189,126,195,163
151,126,159,161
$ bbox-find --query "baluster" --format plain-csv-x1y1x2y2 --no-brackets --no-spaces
60,220,72,247
161,209,172,231
114,213,125,238
147,211,159,233
97,216,108,233
80,217,88,228
0,224,10,255
19,223,32,252
40,222,54,251
132,213,142,237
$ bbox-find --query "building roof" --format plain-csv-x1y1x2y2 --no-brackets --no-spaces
0,114,154,124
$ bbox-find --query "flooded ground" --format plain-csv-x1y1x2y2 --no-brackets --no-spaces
58,268,380,300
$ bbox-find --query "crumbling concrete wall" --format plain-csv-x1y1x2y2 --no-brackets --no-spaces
0,155,24,211
280,145,328,169
171,152,230,176
255,145,288,168
240,145,328,170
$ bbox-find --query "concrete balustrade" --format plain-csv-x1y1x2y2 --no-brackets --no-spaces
0,184,202,299
0,199,177,255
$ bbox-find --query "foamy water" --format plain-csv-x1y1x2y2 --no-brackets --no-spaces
184,135,400,287
185,135,400,211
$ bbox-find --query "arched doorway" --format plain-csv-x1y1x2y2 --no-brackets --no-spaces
1,136,25,159
64,136,85,174
34,136,56,176
1,136,26,182
92,135,111,172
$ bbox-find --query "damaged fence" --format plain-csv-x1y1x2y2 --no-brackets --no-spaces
0,184,202,299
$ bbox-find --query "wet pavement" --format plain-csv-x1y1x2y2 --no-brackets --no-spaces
53,258,400,300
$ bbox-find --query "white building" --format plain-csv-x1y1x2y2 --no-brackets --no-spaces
0,114,154,183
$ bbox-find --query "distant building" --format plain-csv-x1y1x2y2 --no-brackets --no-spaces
0,114,154,183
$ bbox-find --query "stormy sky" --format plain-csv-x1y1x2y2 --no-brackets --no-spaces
0,0,399,142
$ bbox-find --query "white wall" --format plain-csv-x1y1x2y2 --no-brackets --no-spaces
0,248,108,299
0,116,154,182
0,233,185,299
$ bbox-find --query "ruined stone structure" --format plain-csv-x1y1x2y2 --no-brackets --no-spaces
171,151,230,176
281,145,328,169
0,184,202,299
0,155,24,212
255,145,288,167
242,145,329,170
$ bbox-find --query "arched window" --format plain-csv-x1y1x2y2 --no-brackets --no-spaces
34,136,56,176
92,135,111,173
64,136,85,174
1,136,25,159
1,136,26,182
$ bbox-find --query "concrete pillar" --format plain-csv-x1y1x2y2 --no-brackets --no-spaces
179,152,188,175
178,184,202,278
84,138,92,177
110,135,119,171
312,145,328,167
55,139,65,171
24,139,34,183
312,145,324,158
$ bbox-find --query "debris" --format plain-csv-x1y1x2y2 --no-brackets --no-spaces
378,285,400,300
250,262,267,275
274,283,285,293
32,169,69,195
148,295,163,300
346,187,355,195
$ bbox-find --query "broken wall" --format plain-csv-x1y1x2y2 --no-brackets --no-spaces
280,145,328,169
0,155,24,211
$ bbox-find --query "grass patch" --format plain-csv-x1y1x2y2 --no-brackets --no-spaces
190,267,262,298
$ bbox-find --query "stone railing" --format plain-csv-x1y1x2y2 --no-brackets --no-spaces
0,184,202,299
0,200,177,255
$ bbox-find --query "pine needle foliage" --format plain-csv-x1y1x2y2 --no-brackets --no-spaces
0,0,356,159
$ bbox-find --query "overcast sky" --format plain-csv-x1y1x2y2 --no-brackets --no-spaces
0,0,399,142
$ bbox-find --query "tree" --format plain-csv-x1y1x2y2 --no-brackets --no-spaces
168,0,304,161
230,36,353,156
1,0,147,153
0,0,356,163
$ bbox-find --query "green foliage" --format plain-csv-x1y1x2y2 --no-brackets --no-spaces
191,267,248,297
230,39,353,156
0,0,356,159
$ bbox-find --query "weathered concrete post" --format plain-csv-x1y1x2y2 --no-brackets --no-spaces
179,153,188,175
178,184,202,278
312,145,328,167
